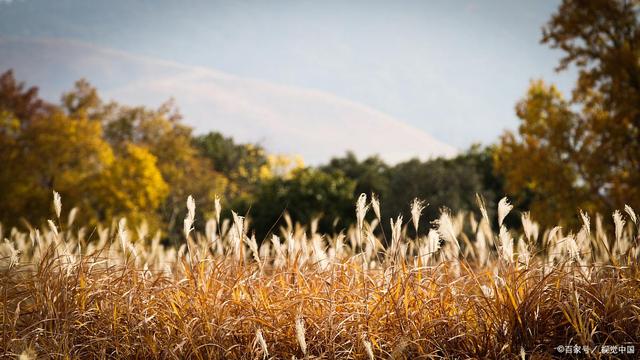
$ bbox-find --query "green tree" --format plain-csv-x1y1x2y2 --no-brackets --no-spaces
246,168,356,241
193,131,268,197
386,146,504,233
496,0,640,226
321,151,390,201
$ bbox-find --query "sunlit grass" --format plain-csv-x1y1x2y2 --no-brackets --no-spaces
1,194,639,358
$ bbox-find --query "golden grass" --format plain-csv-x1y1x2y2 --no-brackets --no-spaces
1,195,640,359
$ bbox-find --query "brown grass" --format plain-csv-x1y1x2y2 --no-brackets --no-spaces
1,195,640,359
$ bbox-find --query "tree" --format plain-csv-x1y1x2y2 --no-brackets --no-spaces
0,72,173,230
193,131,269,197
0,72,115,227
495,0,640,226
90,143,169,227
495,81,595,226
246,168,356,241
386,146,504,233
61,82,229,238
0,70,52,123
321,151,390,201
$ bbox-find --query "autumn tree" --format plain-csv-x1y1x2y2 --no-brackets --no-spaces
495,0,640,226
0,72,172,229
79,87,228,238
0,71,114,227
89,143,168,227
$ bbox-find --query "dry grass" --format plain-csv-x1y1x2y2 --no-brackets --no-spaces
1,194,640,359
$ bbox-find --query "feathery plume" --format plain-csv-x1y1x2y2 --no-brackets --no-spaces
410,198,426,233
205,219,217,247
389,215,403,258
355,193,369,246
295,315,307,355
579,210,591,235
498,197,513,227
548,226,562,244
67,207,79,227
214,194,222,224
475,194,489,224
245,235,261,264
362,334,375,360
230,211,244,260
183,195,196,239
480,285,494,298
564,235,580,260
499,226,513,262
53,190,62,218
436,211,458,250
254,328,268,358
613,210,625,242
4,239,19,268
48,220,59,237
426,229,441,257
371,193,381,220
625,204,637,225
232,211,244,238
118,218,128,252
521,212,536,243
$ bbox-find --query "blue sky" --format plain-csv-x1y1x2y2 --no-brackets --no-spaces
0,0,575,162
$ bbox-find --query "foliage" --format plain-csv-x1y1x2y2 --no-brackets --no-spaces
321,151,390,198
496,0,640,226
0,72,115,227
193,131,268,197
386,146,504,232
324,147,505,234
0,72,179,229
246,167,356,240
495,81,596,226
90,143,168,226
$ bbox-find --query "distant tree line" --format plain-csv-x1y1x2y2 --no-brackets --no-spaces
0,69,505,242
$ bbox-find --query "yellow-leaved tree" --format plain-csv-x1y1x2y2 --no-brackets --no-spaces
0,71,170,229
0,72,114,227
89,143,168,227
61,80,228,239
495,0,640,227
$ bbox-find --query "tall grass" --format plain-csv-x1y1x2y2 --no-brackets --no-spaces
1,194,639,358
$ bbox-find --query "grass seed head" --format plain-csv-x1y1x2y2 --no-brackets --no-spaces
613,210,625,242
498,197,513,227
371,193,381,220
52,190,62,219
184,195,196,239
255,328,268,358
295,315,307,355
48,219,59,237
625,204,637,226
410,198,426,233
362,334,374,360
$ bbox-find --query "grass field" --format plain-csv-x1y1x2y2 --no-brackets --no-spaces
1,194,639,359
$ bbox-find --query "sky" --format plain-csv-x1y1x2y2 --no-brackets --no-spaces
0,0,576,163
